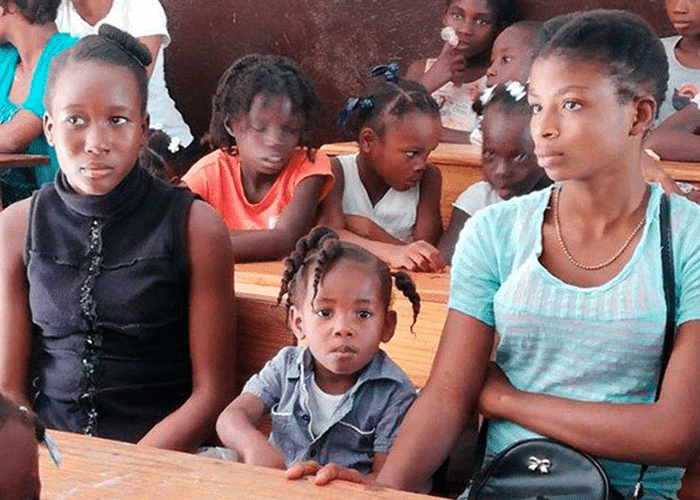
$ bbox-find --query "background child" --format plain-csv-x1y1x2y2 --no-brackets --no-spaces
138,128,194,185
470,20,543,145
484,20,543,88
182,54,334,262
440,82,551,263
216,227,418,479
319,78,445,273
658,0,700,121
406,0,516,143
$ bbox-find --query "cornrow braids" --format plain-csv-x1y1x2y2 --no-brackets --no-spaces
279,227,422,330
391,271,420,331
209,54,320,159
341,78,440,138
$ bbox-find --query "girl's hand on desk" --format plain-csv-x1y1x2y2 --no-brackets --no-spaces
285,460,369,485
390,241,446,273
478,362,516,420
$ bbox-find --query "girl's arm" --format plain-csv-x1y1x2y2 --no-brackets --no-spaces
376,311,494,491
0,110,43,154
405,43,467,93
0,200,33,408
137,35,163,80
138,200,236,452
645,104,700,163
479,319,700,466
438,207,470,265
228,175,325,262
412,164,443,245
320,158,445,272
216,393,286,469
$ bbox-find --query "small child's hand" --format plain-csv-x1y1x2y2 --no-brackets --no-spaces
391,241,446,273
285,460,369,486
242,437,287,469
432,42,469,84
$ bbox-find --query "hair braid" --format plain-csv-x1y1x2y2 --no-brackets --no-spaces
391,271,421,331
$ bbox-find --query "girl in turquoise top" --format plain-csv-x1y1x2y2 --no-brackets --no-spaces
303,10,700,499
0,0,75,208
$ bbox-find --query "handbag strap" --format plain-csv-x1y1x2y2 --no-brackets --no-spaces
631,192,676,500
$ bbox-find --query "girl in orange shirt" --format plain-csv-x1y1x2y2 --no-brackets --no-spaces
183,54,334,262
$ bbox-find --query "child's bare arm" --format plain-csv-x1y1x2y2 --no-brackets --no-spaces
645,104,700,162
412,164,443,245
316,158,345,229
438,206,470,266
216,393,286,469
229,175,326,262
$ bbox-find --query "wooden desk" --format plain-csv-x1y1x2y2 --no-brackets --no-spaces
661,159,700,185
235,262,448,389
320,142,484,227
39,431,434,500
0,153,49,168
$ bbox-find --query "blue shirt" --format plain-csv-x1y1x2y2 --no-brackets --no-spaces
0,32,76,205
243,346,416,473
449,184,700,498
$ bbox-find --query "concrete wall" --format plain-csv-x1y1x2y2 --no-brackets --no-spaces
160,0,674,144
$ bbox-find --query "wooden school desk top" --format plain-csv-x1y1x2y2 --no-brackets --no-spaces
236,261,450,304
39,430,435,500
320,141,482,167
0,153,49,168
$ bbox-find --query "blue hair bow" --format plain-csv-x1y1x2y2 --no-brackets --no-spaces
369,62,400,83
335,96,374,128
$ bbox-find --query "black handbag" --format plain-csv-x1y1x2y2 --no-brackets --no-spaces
467,193,676,500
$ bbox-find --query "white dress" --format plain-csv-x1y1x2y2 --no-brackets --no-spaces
56,0,194,146
336,153,419,242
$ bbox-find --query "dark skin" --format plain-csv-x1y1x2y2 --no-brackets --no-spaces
305,55,700,492
318,112,445,272
0,58,237,452
215,95,331,263
405,0,499,144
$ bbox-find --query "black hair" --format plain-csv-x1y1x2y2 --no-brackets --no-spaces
209,54,320,158
45,24,151,115
506,20,544,55
537,10,668,118
443,0,517,31
338,78,440,139
138,129,184,182
278,227,421,330
539,13,576,47
1,0,60,24
473,82,531,117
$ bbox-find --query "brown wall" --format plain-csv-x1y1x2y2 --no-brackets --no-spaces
160,0,674,144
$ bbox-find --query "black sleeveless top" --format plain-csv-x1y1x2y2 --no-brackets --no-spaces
25,166,195,443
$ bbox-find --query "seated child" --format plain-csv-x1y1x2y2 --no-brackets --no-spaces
182,54,334,262
216,227,418,477
470,20,543,145
406,0,516,143
439,82,551,263
139,128,187,184
319,77,445,273
658,0,700,121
